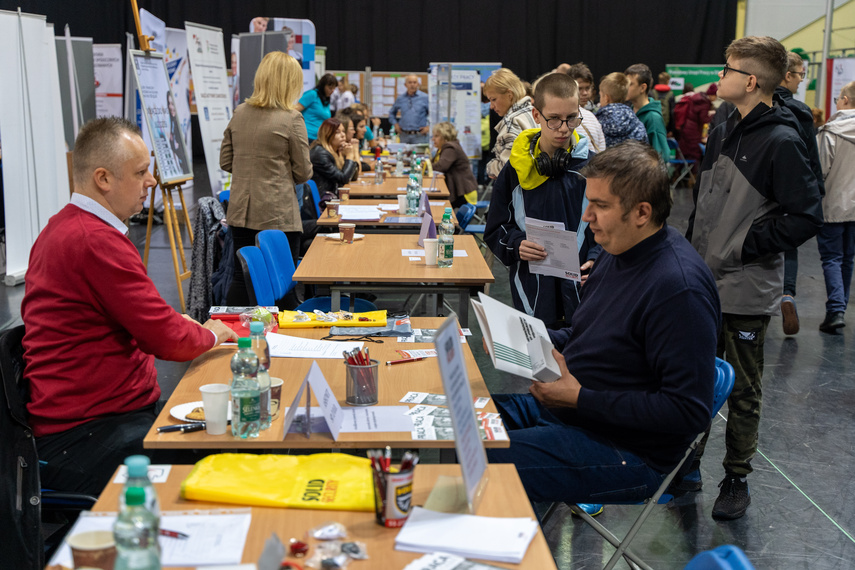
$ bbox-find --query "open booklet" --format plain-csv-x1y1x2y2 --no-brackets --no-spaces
470,292,561,382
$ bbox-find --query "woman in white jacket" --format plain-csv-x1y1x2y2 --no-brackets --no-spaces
484,68,536,178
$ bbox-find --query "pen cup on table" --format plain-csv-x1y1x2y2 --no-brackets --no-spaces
199,384,230,435
326,199,340,218
339,187,350,203
423,238,438,266
339,223,356,244
345,359,379,406
397,195,408,214
269,377,283,420
372,465,415,528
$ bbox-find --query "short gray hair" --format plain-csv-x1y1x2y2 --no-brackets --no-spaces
72,117,142,187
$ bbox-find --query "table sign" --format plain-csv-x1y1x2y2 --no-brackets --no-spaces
281,361,344,440
418,214,436,246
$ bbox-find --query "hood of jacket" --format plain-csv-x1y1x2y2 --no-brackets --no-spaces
636,98,664,121
497,96,535,132
509,128,586,190
820,109,855,143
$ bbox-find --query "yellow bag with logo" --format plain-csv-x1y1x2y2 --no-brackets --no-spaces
278,310,387,329
180,453,374,511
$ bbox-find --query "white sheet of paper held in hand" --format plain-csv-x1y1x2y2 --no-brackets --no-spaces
525,217,581,281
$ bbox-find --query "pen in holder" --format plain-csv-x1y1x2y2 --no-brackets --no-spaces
345,358,379,406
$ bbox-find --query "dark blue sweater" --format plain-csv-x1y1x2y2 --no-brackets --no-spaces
548,225,721,472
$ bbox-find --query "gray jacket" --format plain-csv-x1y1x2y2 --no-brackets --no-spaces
818,109,855,223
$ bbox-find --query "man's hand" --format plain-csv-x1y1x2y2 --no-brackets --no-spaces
419,126,429,135
202,319,240,346
180,313,201,325
519,240,547,261
529,349,581,408
580,260,594,286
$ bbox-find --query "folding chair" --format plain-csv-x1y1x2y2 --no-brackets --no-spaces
541,357,736,570
667,138,696,190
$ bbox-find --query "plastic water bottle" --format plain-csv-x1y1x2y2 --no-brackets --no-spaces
230,337,260,438
394,149,404,176
377,127,385,148
414,157,424,186
438,208,455,268
374,157,384,185
114,487,161,570
406,174,420,215
118,456,159,518
249,322,271,430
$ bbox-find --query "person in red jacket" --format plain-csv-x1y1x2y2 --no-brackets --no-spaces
678,84,718,168
22,117,239,495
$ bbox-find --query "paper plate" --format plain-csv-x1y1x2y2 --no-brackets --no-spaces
170,400,232,423
325,233,365,240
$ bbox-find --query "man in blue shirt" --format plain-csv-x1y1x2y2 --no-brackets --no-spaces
389,75,429,144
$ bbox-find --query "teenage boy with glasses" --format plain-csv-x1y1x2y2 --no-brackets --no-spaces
686,37,823,520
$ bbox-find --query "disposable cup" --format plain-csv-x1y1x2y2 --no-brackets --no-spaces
397,195,408,214
270,377,283,420
339,223,356,244
66,530,116,570
424,238,438,266
200,383,230,435
326,200,340,218
339,188,350,202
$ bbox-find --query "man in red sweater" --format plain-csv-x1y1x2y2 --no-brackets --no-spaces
22,117,238,494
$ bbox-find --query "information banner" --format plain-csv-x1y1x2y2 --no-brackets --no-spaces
185,22,232,195
165,27,193,160
130,50,192,184
93,43,123,118
665,64,721,93
827,58,855,117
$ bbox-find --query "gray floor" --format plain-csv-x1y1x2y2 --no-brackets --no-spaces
5,162,855,569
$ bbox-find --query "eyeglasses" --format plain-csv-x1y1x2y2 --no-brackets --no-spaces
834,96,848,104
721,62,753,79
535,108,582,130
791,70,807,79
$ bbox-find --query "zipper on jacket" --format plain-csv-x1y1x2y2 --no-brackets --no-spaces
16,456,26,511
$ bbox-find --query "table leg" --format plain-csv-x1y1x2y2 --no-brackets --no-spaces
331,289,342,311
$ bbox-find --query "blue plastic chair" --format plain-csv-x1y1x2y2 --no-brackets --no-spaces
306,179,322,218
684,545,755,570
296,296,378,313
542,358,736,570
217,190,230,203
456,203,476,229
236,246,276,306
256,230,297,302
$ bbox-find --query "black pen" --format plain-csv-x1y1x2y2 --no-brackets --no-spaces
157,422,205,433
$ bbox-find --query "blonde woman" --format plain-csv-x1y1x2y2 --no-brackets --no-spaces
220,51,312,304
310,118,360,196
431,122,478,208
484,68,536,178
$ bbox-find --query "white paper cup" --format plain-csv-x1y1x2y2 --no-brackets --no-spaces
200,384,230,435
270,377,284,420
66,530,116,570
424,238,438,266
397,195,408,214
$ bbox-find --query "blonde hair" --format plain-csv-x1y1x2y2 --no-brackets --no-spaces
599,72,629,102
433,122,458,142
246,51,302,110
484,68,526,103
311,118,345,169
842,81,855,101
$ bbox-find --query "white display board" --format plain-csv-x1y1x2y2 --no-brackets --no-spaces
429,64,493,159
185,22,232,195
0,11,68,284
93,44,123,118
827,57,855,116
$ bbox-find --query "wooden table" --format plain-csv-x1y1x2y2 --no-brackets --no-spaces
292,235,494,326
144,318,505,450
317,199,456,231
90,463,556,569
346,177,450,199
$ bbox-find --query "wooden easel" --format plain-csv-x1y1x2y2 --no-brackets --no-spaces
132,0,193,313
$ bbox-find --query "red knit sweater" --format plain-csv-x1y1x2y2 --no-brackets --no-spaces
22,205,214,437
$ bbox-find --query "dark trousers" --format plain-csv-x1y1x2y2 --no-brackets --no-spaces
226,226,300,306
696,313,770,476
783,248,798,296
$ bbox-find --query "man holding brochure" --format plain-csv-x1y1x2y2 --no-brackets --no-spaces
483,73,599,328
487,141,721,508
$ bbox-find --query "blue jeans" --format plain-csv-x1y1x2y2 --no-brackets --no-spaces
487,394,667,504
400,132,428,145
817,222,855,313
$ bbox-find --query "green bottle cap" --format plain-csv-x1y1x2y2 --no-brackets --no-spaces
125,487,145,506
238,337,251,348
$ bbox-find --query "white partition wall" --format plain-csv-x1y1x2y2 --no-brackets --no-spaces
0,11,69,285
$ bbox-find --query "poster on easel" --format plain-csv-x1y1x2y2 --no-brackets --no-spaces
130,50,192,184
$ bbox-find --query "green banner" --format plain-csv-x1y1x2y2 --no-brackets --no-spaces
666,64,721,91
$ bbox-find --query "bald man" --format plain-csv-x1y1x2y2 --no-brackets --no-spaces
389,74,430,144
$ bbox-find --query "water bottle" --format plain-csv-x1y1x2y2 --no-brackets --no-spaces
390,124,397,142
114,487,161,570
406,174,420,215
438,208,455,268
230,337,260,438
374,157,384,185
394,149,404,177
414,157,424,187
249,322,271,430
118,456,159,518
377,127,385,148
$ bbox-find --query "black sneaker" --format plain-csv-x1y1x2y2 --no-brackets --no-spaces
819,311,845,334
712,474,750,520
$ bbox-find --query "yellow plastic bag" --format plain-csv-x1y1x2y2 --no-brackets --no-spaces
278,309,387,329
180,453,374,512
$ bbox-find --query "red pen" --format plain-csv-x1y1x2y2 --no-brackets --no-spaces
160,528,189,539
386,357,425,365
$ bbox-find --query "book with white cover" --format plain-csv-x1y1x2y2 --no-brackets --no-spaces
470,292,561,382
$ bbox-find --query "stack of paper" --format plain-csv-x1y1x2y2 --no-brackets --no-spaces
337,205,382,220
394,507,539,564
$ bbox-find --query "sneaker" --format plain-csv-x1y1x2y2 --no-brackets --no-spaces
781,295,799,335
670,468,703,494
570,503,604,517
712,474,750,520
819,311,845,334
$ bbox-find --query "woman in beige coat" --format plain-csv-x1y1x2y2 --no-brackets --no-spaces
220,51,312,304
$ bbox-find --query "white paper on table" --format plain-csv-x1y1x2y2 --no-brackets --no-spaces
524,216,581,281
378,203,400,210
112,464,171,484
49,510,252,568
409,256,422,261
403,552,506,570
402,249,426,256
396,348,438,359
265,333,363,358
452,250,468,257
429,201,446,206
282,406,414,433
394,506,538,564
338,205,382,220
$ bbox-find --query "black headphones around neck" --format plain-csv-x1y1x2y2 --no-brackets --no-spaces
530,132,574,177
